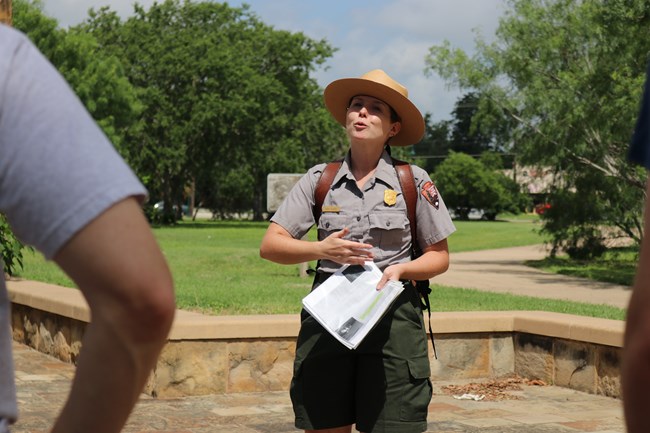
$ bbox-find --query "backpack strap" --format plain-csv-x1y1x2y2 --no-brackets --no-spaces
392,158,437,359
393,159,419,255
313,159,343,225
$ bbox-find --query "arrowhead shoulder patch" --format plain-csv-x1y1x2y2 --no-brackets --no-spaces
421,181,440,210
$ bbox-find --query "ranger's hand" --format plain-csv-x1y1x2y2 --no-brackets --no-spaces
377,264,404,290
320,227,374,265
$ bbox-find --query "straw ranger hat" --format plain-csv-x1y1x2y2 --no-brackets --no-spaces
323,69,425,146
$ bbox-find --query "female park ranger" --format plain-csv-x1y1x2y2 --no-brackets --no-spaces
260,69,456,433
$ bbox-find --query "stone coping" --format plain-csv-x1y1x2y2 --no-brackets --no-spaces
7,279,625,347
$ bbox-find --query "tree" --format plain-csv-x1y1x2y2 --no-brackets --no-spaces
82,0,342,222
411,114,452,173
412,92,512,174
425,0,649,256
480,151,531,218
449,92,497,156
433,152,526,220
13,0,140,150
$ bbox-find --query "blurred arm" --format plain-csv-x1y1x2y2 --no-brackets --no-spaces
50,197,176,433
623,178,650,433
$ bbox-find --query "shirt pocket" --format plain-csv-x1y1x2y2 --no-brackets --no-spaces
368,210,409,259
317,213,348,240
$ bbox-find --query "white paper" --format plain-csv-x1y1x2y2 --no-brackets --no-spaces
453,394,485,401
302,261,405,349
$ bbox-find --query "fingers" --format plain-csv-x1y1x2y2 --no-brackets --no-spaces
331,228,373,250
376,275,388,291
376,265,402,291
324,228,374,264
330,249,373,265
344,255,372,266
349,243,374,256
331,227,350,239
329,246,374,265
343,241,374,262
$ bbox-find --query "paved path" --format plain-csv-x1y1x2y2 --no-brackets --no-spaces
12,342,625,433
435,244,632,309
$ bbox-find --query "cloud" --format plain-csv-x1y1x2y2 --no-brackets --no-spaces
42,0,154,27
304,0,505,119
40,0,505,121
376,0,504,45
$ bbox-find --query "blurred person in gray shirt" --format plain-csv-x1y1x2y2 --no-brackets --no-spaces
0,25,175,433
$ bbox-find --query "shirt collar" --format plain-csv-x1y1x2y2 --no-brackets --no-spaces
331,149,399,190
375,150,400,189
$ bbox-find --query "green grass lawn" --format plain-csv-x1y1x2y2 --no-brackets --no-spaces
429,285,625,320
526,247,639,287
447,218,546,252
15,217,627,319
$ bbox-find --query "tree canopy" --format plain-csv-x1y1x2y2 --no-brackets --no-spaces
433,151,528,220
14,0,141,149
426,0,650,255
0,0,345,274
80,0,345,221
412,92,511,174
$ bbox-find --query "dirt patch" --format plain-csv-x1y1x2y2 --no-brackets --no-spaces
439,375,547,401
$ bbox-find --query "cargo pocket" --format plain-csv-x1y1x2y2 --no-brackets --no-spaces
399,354,433,422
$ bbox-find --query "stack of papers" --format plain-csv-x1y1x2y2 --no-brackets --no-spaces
302,262,405,349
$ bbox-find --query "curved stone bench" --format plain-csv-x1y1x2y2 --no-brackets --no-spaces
8,279,624,399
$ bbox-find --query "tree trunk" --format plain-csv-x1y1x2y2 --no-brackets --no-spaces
0,0,12,26
252,189,264,221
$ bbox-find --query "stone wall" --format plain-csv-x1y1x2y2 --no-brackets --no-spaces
8,280,624,399
11,303,86,364
513,332,622,398
147,339,296,397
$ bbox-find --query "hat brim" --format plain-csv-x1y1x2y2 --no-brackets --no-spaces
323,77,425,146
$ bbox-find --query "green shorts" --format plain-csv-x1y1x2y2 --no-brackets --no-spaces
290,276,432,433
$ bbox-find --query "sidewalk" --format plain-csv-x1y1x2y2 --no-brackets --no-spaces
11,244,629,432
12,342,625,433
435,244,632,309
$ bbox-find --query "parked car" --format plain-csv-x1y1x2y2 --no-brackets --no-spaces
153,201,190,216
450,208,497,221
534,203,551,215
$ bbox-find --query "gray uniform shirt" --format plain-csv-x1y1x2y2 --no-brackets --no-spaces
271,150,456,273
0,25,146,430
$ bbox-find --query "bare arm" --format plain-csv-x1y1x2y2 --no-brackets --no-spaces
623,178,650,433
260,222,374,266
50,197,176,433
377,239,450,289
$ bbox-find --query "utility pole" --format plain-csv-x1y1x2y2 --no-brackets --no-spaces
0,0,11,26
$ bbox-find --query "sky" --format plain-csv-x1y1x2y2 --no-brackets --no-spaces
41,0,506,121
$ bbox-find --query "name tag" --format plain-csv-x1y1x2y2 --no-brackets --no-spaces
322,205,341,213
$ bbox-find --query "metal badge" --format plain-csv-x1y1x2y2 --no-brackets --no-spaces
384,189,397,206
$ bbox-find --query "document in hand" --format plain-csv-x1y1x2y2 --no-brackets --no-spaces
302,261,405,349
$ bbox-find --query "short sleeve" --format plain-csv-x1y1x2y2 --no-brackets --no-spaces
411,165,456,249
270,164,326,239
0,28,146,259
